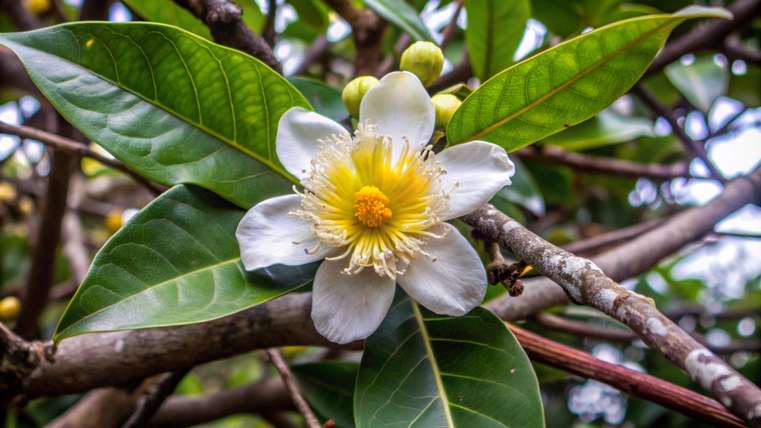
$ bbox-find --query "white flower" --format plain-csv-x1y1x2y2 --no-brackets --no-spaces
236,71,515,344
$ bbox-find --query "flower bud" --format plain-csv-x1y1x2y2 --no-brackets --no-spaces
105,209,123,234
24,0,50,14
431,93,461,128
342,76,379,118
400,41,444,86
0,297,21,321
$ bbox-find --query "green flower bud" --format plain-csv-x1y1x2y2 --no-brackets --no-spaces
431,93,461,128
400,41,444,86
342,76,379,118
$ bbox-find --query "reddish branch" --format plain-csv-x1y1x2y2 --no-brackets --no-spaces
173,0,282,73
266,349,320,428
465,192,761,424
510,324,746,428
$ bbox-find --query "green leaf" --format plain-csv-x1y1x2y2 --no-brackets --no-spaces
289,0,330,29
364,0,434,41
289,77,348,122
293,362,358,428
544,109,654,150
122,0,211,38
354,296,544,427
665,55,729,112
54,185,311,341
465,0,530,80
447,7,731,151
0,22,310,208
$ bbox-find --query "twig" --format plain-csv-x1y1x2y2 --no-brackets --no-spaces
534,312,761,354
518,145,693,181
148,378,292,427
0,121,163,194
632,84,724,181
464,200,761,424
560,217,669,255
646,0,761,76
173,0,282,73
292,36,330,76
713,231,761,240
724,33,761,65
121,370,189,428
263,0,277,46
429,56,472,93
509,324,747,428
323,0,385,75
440,1,463,49
266,349,321,428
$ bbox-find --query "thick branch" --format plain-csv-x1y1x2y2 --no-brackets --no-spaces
486,166,761,321
173,0,281,73
518,145,692,180
510,324,746,428
465,202,761,424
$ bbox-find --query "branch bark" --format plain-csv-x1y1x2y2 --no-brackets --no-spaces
464,199,761,424
323,0,385,75
510,324,746,428
486,166,761,321
173,0,282,73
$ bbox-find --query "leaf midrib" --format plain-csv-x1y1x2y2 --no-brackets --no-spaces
412,302,455,427
57,257,240,337
2,25,298,185
456,14,684,143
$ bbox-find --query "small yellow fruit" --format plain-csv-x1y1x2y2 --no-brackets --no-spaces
431,93,462,128
18,197,33,216
342,76,379,118
0,297,21,321
400,41,444,86
105,210,123,234
0,182,16,202
24,0,50,15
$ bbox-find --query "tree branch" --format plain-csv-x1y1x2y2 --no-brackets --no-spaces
266,349,320,428
518,145,692,180
646,0,761,76
509,324,746,428
173,0,282,73
464,202,761,424
323,0,385,75
0,121,163,194
486,165,761,321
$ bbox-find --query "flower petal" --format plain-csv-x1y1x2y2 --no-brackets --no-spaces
236,194,330,271
276,107,350,179
311,259,396,344
437,141,515,220
359,71,435,151
398,223,486,316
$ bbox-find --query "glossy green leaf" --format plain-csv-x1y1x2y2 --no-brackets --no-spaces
447,7,731,151
55,185,311,341
293,362,358,428
364,0,433,41
122,0,211,38
0,22,310,208
355,296,544,427
545,109,654,150
289,77,348,122
465,0,530,80
665,55,729,112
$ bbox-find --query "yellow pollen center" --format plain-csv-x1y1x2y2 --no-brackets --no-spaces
353,185,393,228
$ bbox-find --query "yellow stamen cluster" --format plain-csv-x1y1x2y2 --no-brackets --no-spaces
353,186,393,228
291,124,448,279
